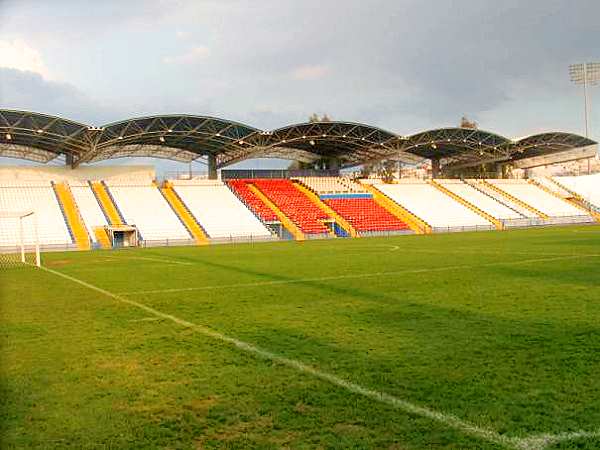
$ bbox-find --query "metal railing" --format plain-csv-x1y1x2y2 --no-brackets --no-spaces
501,215,595,228
431,224,496,233
221,169,340,180
6,213,597,254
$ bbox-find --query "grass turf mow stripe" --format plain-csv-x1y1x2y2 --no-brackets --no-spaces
117,253,600,296
4,227,600,449
40,252,599,450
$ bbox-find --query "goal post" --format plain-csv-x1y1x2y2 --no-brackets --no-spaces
0,211,41,268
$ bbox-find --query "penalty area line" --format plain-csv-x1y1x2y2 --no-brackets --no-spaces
38,266,599,450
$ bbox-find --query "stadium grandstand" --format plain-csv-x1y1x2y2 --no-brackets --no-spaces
0,109,598,254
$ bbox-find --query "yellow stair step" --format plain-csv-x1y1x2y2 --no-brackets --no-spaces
482,181,548,219
53,182,91,250
247,184,305,241
160,184,209,245
93,227,112,249
429,180,503,230
292,181,357,237
91,182,124,226
362,183,431,234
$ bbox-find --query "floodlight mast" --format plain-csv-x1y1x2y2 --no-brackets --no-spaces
569,62,600,138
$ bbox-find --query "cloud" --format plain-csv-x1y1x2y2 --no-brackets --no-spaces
163,46,210,65
0,68,121,124
0,39,50,79
1,0,599,139
291,65,331,81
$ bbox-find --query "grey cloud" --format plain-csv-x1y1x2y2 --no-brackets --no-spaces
0,68,120,124
1,0,599,137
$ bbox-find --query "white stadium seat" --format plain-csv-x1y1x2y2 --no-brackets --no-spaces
0,180,72,247
468,180,539,218
296,177,366,194
439,180,523,220
487,179,584,217
68,182,108,243
377,181,492,228
555,174,600,209
104,181,191,242
171,180,271,238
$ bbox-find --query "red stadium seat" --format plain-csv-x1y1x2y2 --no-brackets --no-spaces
324,198,409,232
249,179,330,235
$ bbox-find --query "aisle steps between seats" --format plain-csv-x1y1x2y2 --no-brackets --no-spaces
53,182,91,250
362,184,431,234
247,184,305,241
160,183,209,244
429,180,503,230
293,181,357,237
482,181,548,219
90,181,125,225
530,179,599,222
93,227,112,249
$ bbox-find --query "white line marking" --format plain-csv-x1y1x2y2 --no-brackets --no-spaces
38,265,600,450
517,429,600,450
40,265,513,448
128,317,162,322
118,254,600,296
122,256,194,266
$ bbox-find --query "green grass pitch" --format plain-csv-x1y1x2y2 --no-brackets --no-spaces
1,225,600,449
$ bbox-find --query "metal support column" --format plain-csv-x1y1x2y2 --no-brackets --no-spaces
207,154,217,179
431,158,441,179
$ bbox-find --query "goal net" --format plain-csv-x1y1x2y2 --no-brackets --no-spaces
0,211,41,268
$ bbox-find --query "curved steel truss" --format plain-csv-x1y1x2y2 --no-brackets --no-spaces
0,110,596,170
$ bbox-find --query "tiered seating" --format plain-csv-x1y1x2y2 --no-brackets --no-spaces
377,181,492,228
439,180,523,220
104,180,191,242
69,181,108,243
487,180,584,217
0,180,72,247
171,180,271,239
554,174,600,208
296,177,366,194
325,198,409,232
227,179,278,222
534,178,572,198
468,180,538,218
251,179,330,234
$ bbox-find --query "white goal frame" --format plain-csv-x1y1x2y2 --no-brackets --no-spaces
0,211,41,267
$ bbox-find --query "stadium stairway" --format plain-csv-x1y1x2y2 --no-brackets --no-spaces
544,178,600,222
481,180,548,219
250,179,332,237
93,227,112,249
465,180,529,218
52,182,92,250
246,184,305,240
529,179,599,222
362,184,431,234
160,183,209,245
429,180,503,230
90,181,125,225
292,181,358,237
226,179,279,223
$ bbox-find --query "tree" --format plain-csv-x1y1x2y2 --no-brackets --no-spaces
308,113,332,123
378,159,397,183
460,116,478,129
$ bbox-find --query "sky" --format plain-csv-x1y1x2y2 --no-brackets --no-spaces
0,0,599,173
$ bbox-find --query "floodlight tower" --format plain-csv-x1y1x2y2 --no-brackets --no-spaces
569,62,600,138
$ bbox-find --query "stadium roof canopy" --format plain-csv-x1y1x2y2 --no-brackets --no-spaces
0,110,596,170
